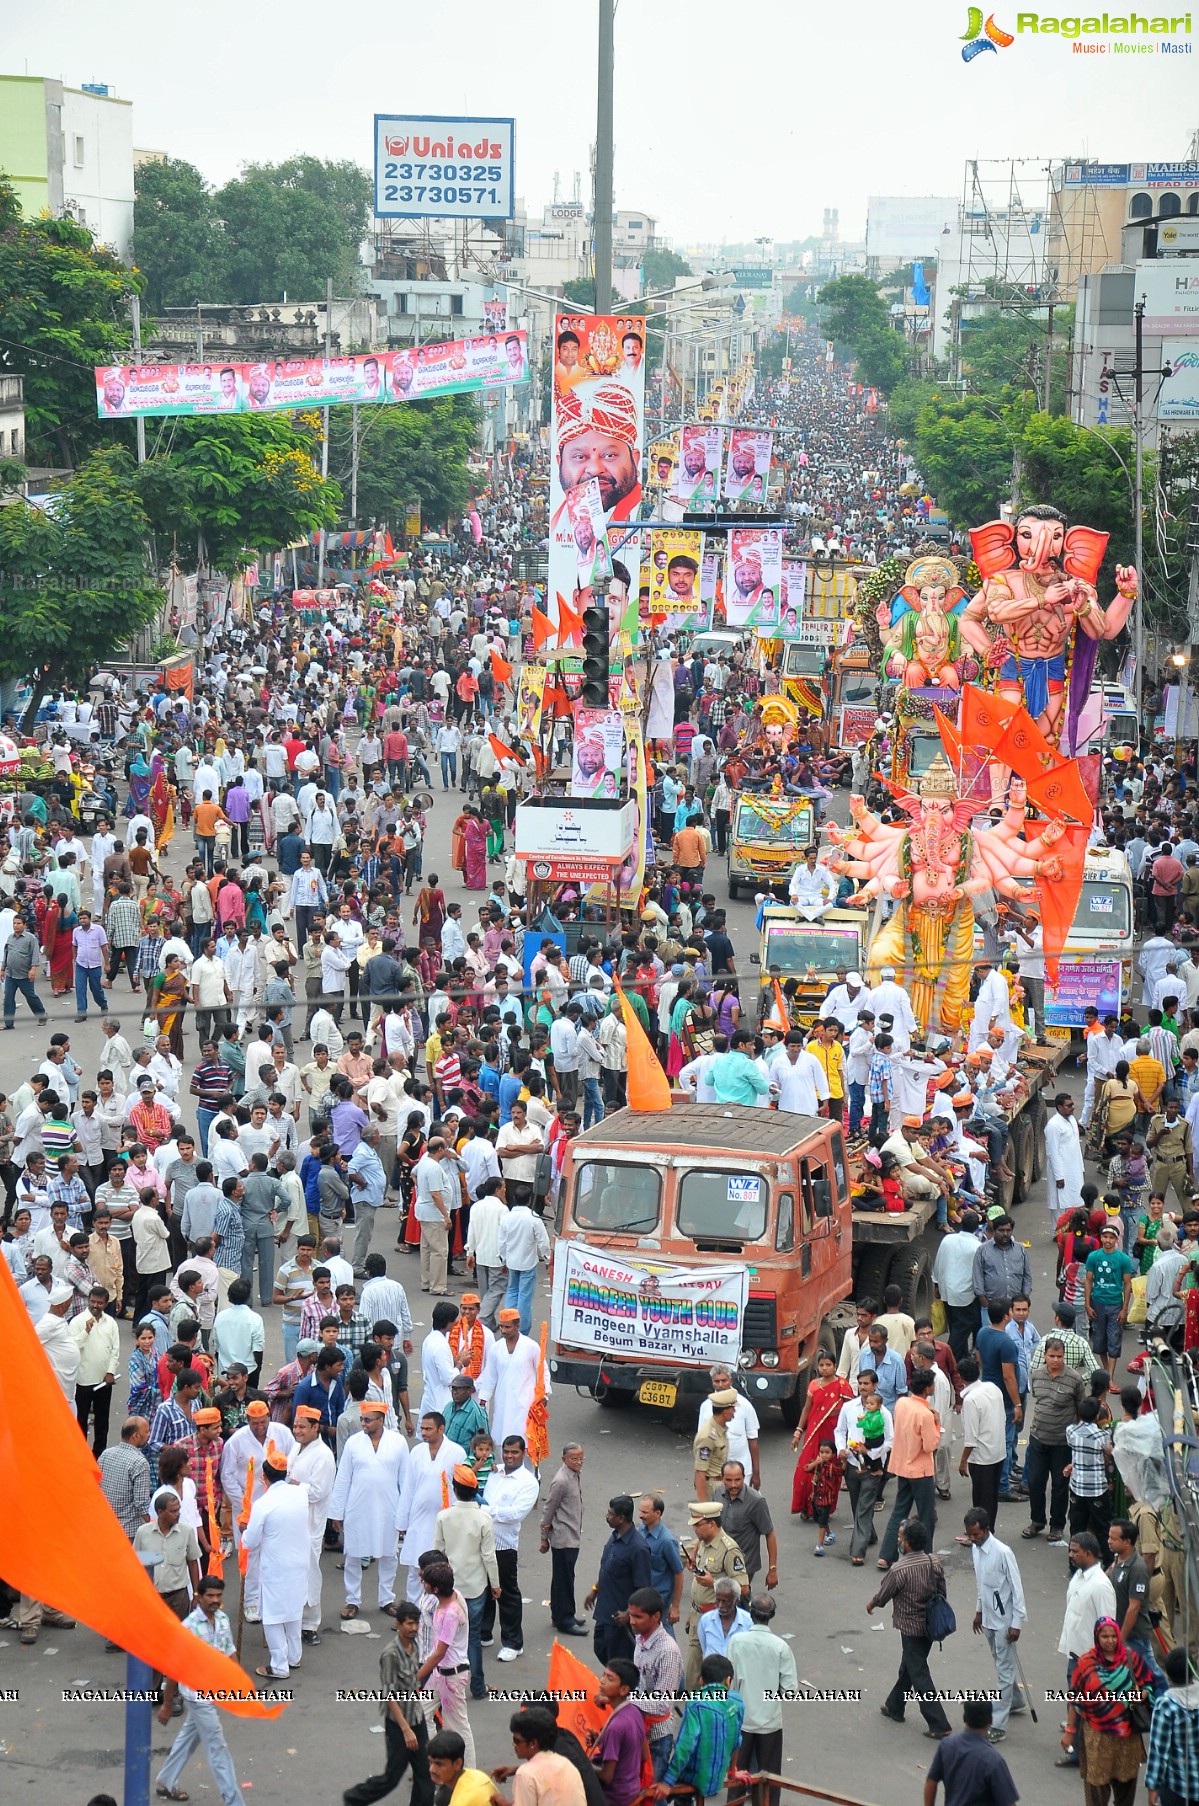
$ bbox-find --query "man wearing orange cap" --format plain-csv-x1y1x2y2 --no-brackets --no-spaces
242,1440,311,1679
186,1407,226,1552
448,1293,493,1381
289,1404,335,1645
218,1400,294,1622
479,1310,547,1450
433,1464,501,1700
329,1397,409,1619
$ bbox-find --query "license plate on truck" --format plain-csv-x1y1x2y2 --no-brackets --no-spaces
1046,1025,1071,1041
638,1381,677,1408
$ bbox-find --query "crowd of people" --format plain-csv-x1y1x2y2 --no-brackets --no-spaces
2,337,1198,1806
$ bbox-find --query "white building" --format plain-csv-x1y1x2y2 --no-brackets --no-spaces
865,196,957,274
0,75,134,260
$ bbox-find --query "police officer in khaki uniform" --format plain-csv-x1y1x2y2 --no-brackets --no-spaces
682,1499,748,1686
693,1388,738,1501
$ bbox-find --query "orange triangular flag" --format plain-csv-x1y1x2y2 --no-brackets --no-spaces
614,980,671,1112
933,703,964,771
1034,820,1090,986
1025,759,1094,831
205,1462,224,1582
0,1259,282,1718
958,682,1019,754
555,594,583,646
771,978,791,1034
547,1641,608,1744
491,648,513,685
531,606,555,650
441,1470,451,1510
489,732,526,768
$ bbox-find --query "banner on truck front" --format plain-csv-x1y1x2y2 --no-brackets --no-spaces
95,333,528,419
551,1241,750,1366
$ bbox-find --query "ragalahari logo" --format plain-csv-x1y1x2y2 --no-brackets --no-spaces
961,7,1015,58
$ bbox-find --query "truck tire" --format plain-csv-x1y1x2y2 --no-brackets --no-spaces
727,873,740,900
887,1245,933,1322
1027,1096,1047,1183
1010,1112,1035,1205
853,1245,893,1307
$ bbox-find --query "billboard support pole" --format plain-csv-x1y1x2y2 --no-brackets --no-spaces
318,276,333,588
594,0,615,314
1134,295,1145,731
130,297,146,465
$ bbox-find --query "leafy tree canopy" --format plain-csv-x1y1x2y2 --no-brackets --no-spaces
328,394,477,532
817,274,908,396
0,180,139,468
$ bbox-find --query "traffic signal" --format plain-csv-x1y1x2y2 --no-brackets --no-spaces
581,605,609,708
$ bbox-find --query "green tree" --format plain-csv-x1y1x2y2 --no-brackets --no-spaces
909,396,1017,526
136,413,341,570
133,157,226,313
0,448,163,723
0,181,140,468
328,396,476,531
560,278,595,311
640,246,692,292
242,156,373,253
818,274,908,395
216,172,357,307
1016,410,1137,574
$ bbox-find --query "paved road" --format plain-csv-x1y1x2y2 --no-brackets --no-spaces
0,776,1086,1806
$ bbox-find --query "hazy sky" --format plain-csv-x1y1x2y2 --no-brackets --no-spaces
4,0,1198,247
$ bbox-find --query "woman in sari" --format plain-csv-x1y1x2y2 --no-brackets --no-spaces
1061,1618,1153,1805
790,1348,853,1516
149,953,189,1059
42,891,77,995
666,976,698,1079
450,810,469,880
461,809,488,892
126,750,153,822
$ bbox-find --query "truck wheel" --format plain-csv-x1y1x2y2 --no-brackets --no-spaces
995,1161,1016,1215
1010,1113,1034,1205
727,877,739,900
853,1244,893,1305
887,1245,933,1322
1027,1096,1047,1183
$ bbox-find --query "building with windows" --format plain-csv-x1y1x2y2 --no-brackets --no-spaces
0,74,134,259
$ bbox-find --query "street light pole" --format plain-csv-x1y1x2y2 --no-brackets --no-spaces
593,0,615,315
1134,296,1145,731
318,276,333,588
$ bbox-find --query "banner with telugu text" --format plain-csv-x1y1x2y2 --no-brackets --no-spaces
95,332,529,419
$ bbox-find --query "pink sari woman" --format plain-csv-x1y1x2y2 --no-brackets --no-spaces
790,1350,853,1516
461,810,488,891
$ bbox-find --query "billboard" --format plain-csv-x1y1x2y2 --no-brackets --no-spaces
725,527,783,628
571,707,625,799
672,425,722,504
1159,342,1199,420
95,335,528,419
548,313,646,623
1137,261,1199,335
724,427,773,502
551,1241,750,1367
374,114,515,220
647,528,704,614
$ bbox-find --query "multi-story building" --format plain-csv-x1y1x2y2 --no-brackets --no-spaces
0,74,134,259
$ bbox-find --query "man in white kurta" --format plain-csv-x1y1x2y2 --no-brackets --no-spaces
478,1311,548,1446
869,969,918,1054
242,1454,311,1678
968,962,1013,1054
395,1415,465,1603
288,1406,336,1640
218,1405,294,1618
1044,1093,1085,1230
327,1401,409,1614
418,1303,459,1418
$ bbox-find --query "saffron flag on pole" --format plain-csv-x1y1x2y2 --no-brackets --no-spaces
491,648,513,687
614,980,671,1112
531,606,556,651
0,1258,283,1719
525,1320,550,1469
547,1640,608,1746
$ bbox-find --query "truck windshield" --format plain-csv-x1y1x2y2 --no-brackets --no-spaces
572,1161,661,1235
782,644,826,676
677,1169,768,1243
1069,881,1132,940
907,735,943,777
734,799,812,846
763,924,862,975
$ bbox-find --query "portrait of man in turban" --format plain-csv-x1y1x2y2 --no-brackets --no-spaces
554,379,642,521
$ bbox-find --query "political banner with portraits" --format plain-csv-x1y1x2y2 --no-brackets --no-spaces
647,528,704,615
777,560,809,640
672,424,722,505
723,427,773,502
725,527,783,628
648,435,679,492
516,665,547,742
95,333,529,419
571,706,626,799
561,479,612,590
549,313,646,625
700,547,721,605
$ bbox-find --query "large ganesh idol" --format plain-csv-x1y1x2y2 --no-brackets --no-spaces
877,554,973,691
958,504,1137,753
827,751,1069,1036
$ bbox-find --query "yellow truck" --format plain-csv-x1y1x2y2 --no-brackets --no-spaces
726,793,816,900
753,904,868,1026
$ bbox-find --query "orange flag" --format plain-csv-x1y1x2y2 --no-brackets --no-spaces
614,980,671,1112
958,683,1019,753
1024,759,1095,831
1033,821,1090,985
933,703,964,772
237,1454,256,1576
771,978,791,1034
0,1259,283,1719
531,606,555,650
526,1320,550,1469
547,1641,608,1746
441,1470,451,1510
205,1463,224,1582
489,732,526,768
491,648,513,686
555,594,583,646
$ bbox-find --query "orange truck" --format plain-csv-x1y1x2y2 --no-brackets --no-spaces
548,1103,871,1427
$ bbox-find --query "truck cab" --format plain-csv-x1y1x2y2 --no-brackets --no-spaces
550,1105,854,1425
1042,845,1135,1039
727,792,815,899
755,905,867,1025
